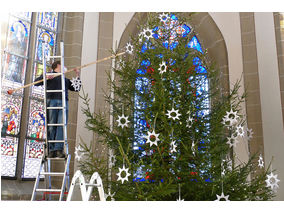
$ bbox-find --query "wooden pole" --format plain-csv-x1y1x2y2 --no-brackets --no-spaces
7,51,125,95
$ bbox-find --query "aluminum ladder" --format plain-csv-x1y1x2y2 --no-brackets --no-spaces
31,41,70,201
66,170,106,201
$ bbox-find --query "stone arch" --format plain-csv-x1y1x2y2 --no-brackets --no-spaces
118,12,229,93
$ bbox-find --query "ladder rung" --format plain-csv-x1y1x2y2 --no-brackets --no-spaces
49,56,62,59
47,123,65,126
46,90,64,93
47,140,66,143
47,107,64,110
36,189,62,192
85,183,101,187
41,172,65,176
46,157,67,161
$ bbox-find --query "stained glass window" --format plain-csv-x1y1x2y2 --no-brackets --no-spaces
37,12,58,31
133,14,208,151
1,13,32,177
21,12,59,179
1,12,60,179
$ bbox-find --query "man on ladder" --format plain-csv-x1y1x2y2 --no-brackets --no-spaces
34,61,81,158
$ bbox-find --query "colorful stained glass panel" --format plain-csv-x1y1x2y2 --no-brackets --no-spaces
2,53,27,85
21,139,44,178
1,93,23,136
7,16,31,57
37,12,58,31
26,99,46,139
1,137,18,177
35,28,56,61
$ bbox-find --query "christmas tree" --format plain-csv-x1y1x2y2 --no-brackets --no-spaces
77,12,277,201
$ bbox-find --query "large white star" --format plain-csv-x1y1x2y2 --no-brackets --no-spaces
143,130,160,147
222,109,239,127
158,61,167,74
116,165,131,184
265,172,280,191
166,108,181,121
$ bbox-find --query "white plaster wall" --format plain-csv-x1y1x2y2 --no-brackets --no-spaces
209,12,249,165
113,12,135,50
75,12,99,170
255,12,284,200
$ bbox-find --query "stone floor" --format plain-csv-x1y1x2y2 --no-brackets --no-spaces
1,178,66,201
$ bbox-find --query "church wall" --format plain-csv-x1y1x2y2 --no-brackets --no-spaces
254,12,284,200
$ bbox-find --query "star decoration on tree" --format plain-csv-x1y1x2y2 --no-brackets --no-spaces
105,190,116,201
246,128,254,141
236,125,245,137
186,116,194,128
116,113,130,129
116,164,131,184
142,27,154,40
158,61,167,74
265,172,280,191
143,130,160,147
159,12,170,24
215,192,230,201
125,42,134,54
258,154,264,168
226,135,239,148
74,145,84,162
166,108,181,121
222,108,239,127
109,149,116,168
70,77,81,92
170,140,177,153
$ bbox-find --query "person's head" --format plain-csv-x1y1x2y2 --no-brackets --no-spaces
51,61,61,72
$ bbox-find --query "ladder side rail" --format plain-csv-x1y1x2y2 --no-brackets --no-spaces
59,154,71,201
31,160,45,200
66,170,88,201
59,41,70,194
42,42,52,200
59,41,68,156
42,41,48,158
86,172,105,201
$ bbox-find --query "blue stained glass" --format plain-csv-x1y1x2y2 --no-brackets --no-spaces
141,43,148,53
152,33,159,39
171,14,178,20
188,36,203,53
182,24,191,37
141,59,151,68
135,77,150,93
156,54,163,58
205,178,212,183
169,41,178,50
38,12,58,31
163,41,169,49
169,58,176,66
193,57,207,74
137,68,147,74
39,30,54,46
11,20,28,37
